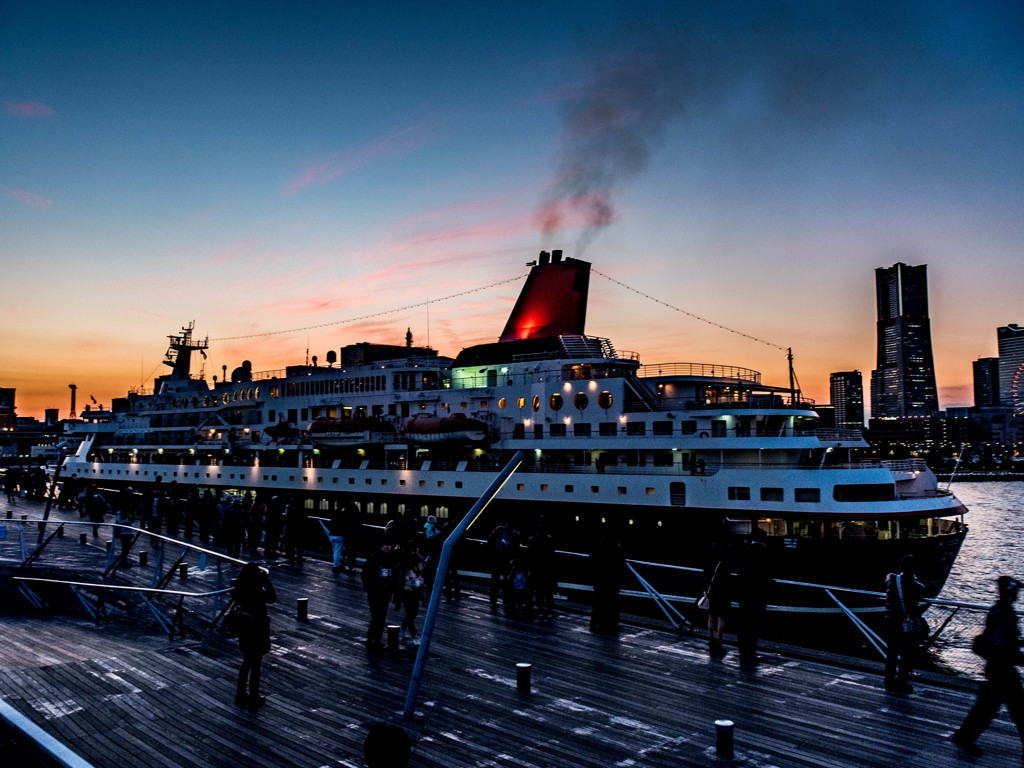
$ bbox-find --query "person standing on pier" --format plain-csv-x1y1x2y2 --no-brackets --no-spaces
487,519,519,608
736,528,771,665
884,555,925,693
84,485,110,538
952,575,1024,758
362,536,400,652
233,562,277,710
703,543,734,657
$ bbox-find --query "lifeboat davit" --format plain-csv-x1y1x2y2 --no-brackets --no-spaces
307,416,393,447
403,412,488,445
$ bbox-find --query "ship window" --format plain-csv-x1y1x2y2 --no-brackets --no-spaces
574,392,588,410
565,485,573,492
499,398,507,409
711,420,727,437
517,397,526,409
269,386,278,398
670,482,686,506
549,424,566,437
437,506,449,519
532,395,540,412
540,484,548,492
760,487,783,502
626,422,645,436
833,484,895,502
304,498,315,509
379,503,387,516
653,421,672,435
222,393,230,405
437,481,444,488
617,487,627,495
599,422,617,436
795,488,821,503
598,391,613,409
366,502,374,515
319,499,330,510
517,483,525,491
534,424,544,439
549,393,563,411
680,420,697,434
728,486,751,501
574,423,591,437
646,487,656,495
234,390,240,402
591,486,600,493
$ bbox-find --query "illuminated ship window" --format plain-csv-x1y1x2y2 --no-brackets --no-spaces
420,505,429,516
319,499,330,510
480,401,488,409
517,397,525,408
532,395,540,412
498,398,507,409
549,393,563,411
366,502,374,515
598,391,613,409
574,392,588,410
203,396,210,407
304,498,315,509
591,486,600,493
517,483,525,491
222,393,230,405
540,484,548,491
380,503,387,516
646,488,656,495
269,386,278,398
437,506,449,519
398,504,406,514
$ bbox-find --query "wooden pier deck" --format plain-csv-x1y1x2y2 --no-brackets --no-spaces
0,497,1020,767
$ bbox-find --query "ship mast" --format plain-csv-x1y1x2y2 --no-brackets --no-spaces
163,321,209,382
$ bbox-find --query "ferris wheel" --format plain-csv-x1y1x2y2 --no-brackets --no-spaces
1013,361,1024,416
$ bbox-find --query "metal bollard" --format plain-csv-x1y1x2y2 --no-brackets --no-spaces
296,597,308,622
715,719,734,760
516,663,532,693
79,532,88,545
387,624,400,651
179,563,188,579
139,550,148,567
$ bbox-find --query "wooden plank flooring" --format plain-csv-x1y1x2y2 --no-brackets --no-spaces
1,496,1021,767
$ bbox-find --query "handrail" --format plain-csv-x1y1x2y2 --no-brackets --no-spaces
13,576,232,598
0,699,98,768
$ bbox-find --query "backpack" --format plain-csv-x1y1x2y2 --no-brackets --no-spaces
513,570,528,592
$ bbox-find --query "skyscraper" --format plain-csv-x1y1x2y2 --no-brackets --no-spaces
998,323,1024,411
870,262,938,418
830,371,864,431
972,357,1000,408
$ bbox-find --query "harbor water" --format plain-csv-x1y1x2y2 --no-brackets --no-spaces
941,481,1024,602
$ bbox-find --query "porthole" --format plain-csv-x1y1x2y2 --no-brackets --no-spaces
498,398,507,409
598,391,613,409
549,393,563,411
517,396,526,409
532,395,541,412
574,392,589,410
222,393,230,405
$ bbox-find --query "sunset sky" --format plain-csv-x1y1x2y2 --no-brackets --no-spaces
3,2,1023,420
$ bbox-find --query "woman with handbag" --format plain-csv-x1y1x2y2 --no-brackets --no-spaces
884,555,926,693
703,544,734,657
233,562,277,709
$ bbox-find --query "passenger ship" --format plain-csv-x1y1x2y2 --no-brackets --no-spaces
62,252,967,611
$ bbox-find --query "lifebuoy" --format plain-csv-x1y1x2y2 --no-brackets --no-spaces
699,431,710,438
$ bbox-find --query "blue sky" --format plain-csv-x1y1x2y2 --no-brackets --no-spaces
2,1,1023,418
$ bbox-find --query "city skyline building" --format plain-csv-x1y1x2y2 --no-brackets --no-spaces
870,262,939,418
830,370,864,431
997,323,1024,413
972,357,1000,408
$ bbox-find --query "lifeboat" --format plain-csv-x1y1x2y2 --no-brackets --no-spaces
307,416,393,447
403,412,488,445
265,420,300,442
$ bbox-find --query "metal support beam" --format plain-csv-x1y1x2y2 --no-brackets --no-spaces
404,450,523,720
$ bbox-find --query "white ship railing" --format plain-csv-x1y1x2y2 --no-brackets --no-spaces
637,362,762,382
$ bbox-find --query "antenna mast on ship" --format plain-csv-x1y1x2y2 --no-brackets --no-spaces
163,321,209,382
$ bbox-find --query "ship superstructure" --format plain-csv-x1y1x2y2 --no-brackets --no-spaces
63,251,967,603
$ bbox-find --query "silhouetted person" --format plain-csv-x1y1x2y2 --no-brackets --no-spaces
233,562,277,710
884,554,925,693
590,531,624,634
529,523,557,619
952,576,1024,758
703,543,734,657
487,519,519,607
363,721,410,768
362,536,400,652
736,529,771,664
